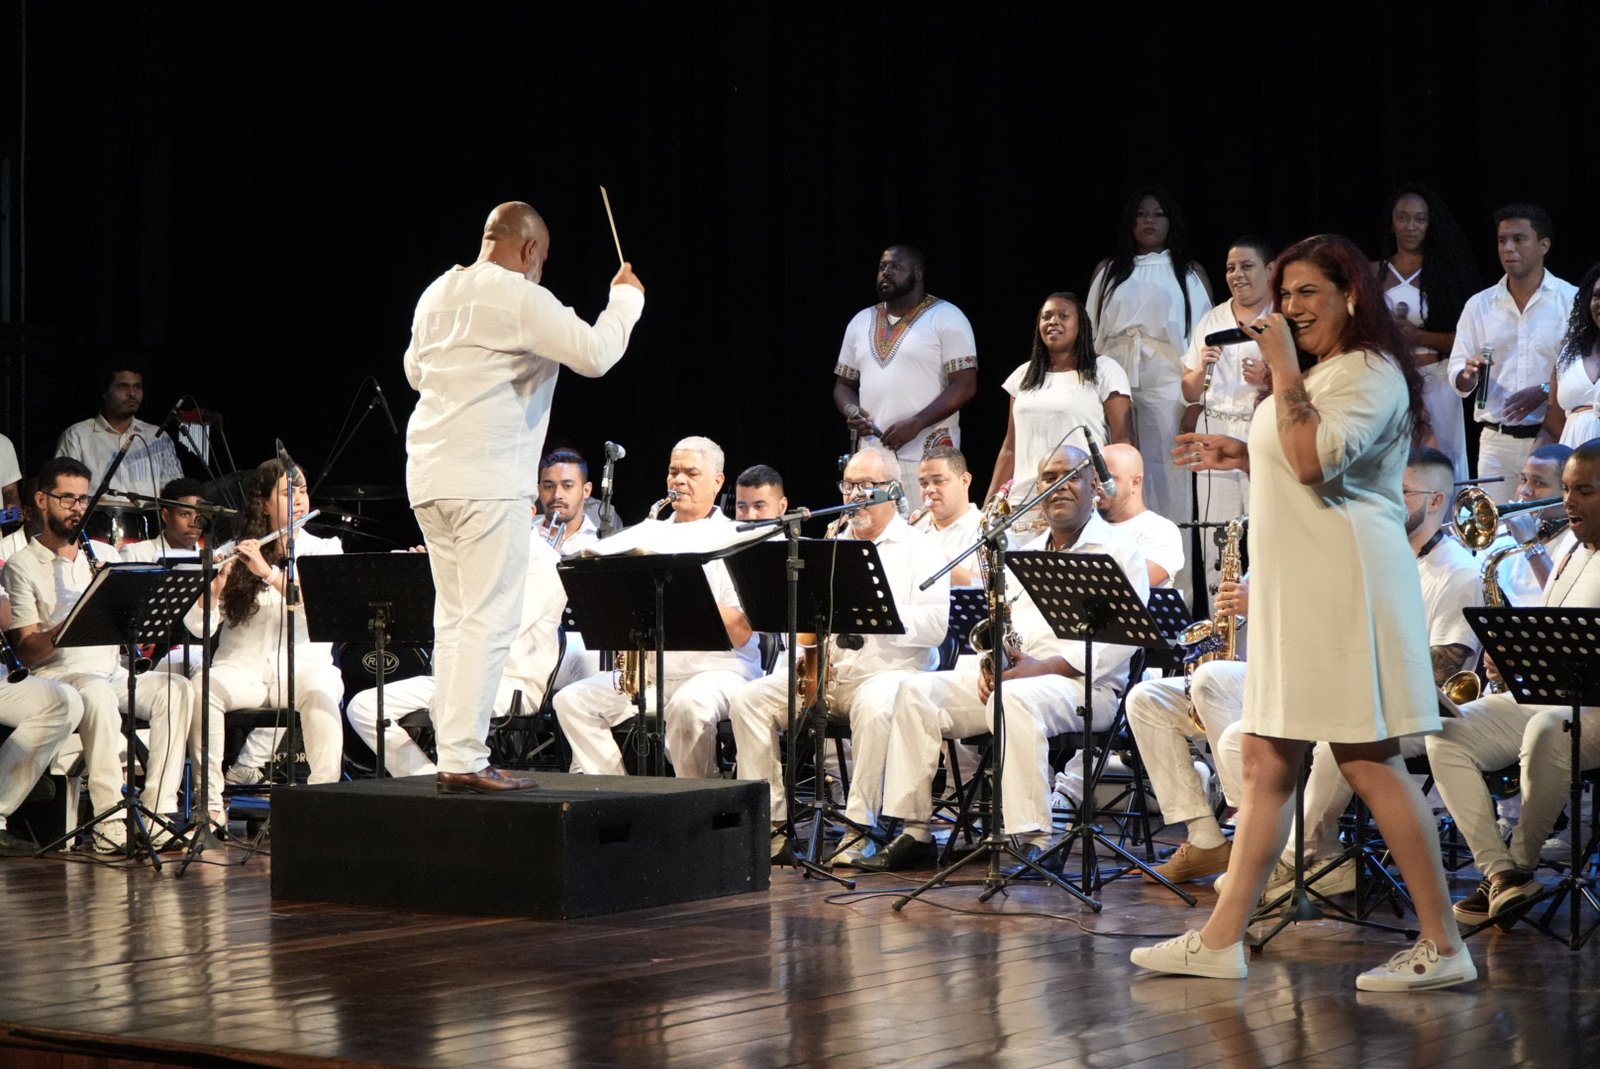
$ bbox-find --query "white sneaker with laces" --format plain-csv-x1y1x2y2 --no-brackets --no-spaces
225,765,266,786
1355,939,1476,991
89,819,129,854
1130,930,1247,980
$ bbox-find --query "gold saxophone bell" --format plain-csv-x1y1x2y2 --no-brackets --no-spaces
1441,669,1482,706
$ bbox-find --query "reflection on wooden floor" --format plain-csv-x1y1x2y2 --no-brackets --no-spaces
2,839,1600,1068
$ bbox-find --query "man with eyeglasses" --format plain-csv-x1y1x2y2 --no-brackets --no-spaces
1,457,194,852
728,445,950,864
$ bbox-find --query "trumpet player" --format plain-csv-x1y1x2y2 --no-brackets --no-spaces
554,437,761,779
535,449,599,555
1486,443,1576,605
859,446,1148,872
726,445,948,862
3,457,193,852
1427,441,1600,924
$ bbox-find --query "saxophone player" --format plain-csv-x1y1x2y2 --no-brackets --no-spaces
858,446,1148,872
553,437,762,779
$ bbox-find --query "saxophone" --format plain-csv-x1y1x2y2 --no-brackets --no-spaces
971,486,1021,685
799,509,854,710
1177,515,1245,702
610,492,685,696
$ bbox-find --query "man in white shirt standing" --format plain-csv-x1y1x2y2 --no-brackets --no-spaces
54,367,183,503
860,446,1149,871
1448,203,1577,502
833,245,978,491
404,201,644,793
727,445,949,862
1097,443,1184,589
554,437,762,779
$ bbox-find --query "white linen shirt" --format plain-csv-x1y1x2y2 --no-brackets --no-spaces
1012,513,1149,694
827,514,950,686
914,501,982,571
1107,509,1184,589
403,262,644,507
3,538,124,677
1446,271,1577,426
55,415,183,503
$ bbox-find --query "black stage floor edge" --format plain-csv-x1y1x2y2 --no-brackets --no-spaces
271,773,769,918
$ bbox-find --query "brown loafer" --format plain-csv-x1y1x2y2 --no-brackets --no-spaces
436,766,538,794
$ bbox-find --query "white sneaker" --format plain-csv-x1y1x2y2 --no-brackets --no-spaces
1216,859,1294,900
1355,939,1476,991
1267,856,1358,899
1130,930,1247,980
1541,834,1573,864
89,820,129,854
225,765,266,786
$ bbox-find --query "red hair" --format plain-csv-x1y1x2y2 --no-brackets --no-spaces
1273,234,1427,443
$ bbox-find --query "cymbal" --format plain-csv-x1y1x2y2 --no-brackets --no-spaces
318,484,405,502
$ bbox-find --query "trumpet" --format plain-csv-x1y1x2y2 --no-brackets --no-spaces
1451,487,1564,552
647,490,680,521
211,509,321,567
537,511,569,548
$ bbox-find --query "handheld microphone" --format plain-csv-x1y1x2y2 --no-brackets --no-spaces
373,382,399,435
843,403,885,438
1086,436,1118,498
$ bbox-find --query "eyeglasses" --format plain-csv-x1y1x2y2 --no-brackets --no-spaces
838,480,882,494
45,492,93,509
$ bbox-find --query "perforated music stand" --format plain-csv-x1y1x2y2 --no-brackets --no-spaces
1465,606,1600,948
1000,551,1197,904
946,587,987,655
721,537,905,875
558,553,730,777
1143,588,1191,675
299,554,435,778
39,562,207,868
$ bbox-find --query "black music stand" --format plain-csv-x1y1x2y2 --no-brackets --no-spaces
1464,606,1600,949
946,587,987,656
38,562,206,869
299,553,435,778
1143,588,1191,675
1001,551,1196,905
721,537,906,879
558,552,730,778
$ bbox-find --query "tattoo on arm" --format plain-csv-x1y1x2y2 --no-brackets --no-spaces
1276,380,1317,431
1431,643,1473,687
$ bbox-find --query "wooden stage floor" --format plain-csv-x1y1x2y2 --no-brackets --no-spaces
2,834,1600,1069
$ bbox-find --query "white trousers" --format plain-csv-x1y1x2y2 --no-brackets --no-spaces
883,668,1115,837
1419,362,1469,484
1475,426,1537,505
727,669,908,823
193,661,345,814
415,498,531,775
0,678,83,821
553,670,749,778
1130,360,1190,527
1426,695,1600,878
344,675,440,778
1124,665,1246,828
53,668,192,816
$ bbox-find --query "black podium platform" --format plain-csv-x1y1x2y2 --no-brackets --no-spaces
270,774,769,918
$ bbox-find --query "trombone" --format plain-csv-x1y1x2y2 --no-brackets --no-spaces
1451,487,1564,551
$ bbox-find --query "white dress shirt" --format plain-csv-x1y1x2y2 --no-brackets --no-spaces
827,514,950,686
55,415,183,503
1447,271,1577,426
3,539,124,676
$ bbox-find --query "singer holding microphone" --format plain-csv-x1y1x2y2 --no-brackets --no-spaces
1138,234,1473,990
984,292,1132,510
1179,237,1276,584
404,201,644,794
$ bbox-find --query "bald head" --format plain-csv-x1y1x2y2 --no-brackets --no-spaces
1095,442,1145,520
479,202,551,283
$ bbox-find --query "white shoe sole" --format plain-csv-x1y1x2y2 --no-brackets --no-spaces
1355,955,1477,992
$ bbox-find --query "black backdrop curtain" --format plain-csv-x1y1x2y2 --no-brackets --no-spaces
7,1,1599,535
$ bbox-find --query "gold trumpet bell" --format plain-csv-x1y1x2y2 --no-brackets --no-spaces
1441,669,1482,705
